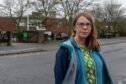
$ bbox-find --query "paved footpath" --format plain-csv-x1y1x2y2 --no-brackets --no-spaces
0,37,126,56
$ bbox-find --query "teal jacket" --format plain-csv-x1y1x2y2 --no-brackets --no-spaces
54,37,114,84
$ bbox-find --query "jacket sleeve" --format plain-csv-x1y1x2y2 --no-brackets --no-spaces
54,46,70,84
97,50,114,84
102,64,114,84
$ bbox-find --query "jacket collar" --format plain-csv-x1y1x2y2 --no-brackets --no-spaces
69,37,80,49
69,37,93,53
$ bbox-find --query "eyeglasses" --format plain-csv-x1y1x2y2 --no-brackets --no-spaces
76,22,91,28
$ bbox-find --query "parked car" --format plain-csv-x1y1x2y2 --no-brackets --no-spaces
55,33,68,40
56,33,62,40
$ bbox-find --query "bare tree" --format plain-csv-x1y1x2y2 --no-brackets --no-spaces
104,2,125,37
117,17,126,36
92,4,104,35
0,0,31,31
93,0,126,37
58,0,95,36
33,0,58,27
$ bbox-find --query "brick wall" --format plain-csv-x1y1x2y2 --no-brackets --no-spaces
0,17,16,31
46,18,68,33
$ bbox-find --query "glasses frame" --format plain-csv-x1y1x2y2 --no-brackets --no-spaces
76,22,91,28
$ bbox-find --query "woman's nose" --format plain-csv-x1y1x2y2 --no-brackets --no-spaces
83,25,87,29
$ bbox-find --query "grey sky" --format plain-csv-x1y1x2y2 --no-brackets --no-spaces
0,0,126,7
117,0,126,8
0,0,126,11
100,0,126,8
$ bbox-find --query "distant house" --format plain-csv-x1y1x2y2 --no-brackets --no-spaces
18,11,68,41
0,11,68,43
16,16,46,43
30,11,68,37
27,11,68,33
17,15,45,31
46,17,68,40
0,17,16,46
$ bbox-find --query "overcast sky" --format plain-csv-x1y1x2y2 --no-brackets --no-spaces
100,0,126,8
117,0,126,8
0,0,126,11
116,0,126,8
0,0,126,7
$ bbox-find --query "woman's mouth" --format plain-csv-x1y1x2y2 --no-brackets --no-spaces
81,32,88,34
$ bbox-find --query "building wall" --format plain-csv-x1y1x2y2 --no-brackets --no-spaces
0,13,68,42
0,17,16,31
18,16,68,34
46,18,68,33
0,17,16,45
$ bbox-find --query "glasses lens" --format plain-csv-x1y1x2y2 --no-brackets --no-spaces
76,22,91,28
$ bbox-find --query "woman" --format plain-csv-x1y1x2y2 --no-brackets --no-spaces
54,12,114,84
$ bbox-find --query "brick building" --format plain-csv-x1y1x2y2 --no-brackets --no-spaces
0,11,68,43
17,13,68,42
0,17,16,46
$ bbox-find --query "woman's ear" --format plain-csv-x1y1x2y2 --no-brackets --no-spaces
74,27,77,32
72,27,76,36
73,26,76,30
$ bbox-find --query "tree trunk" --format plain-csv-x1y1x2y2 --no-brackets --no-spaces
68,16,73,37
7,31,12,46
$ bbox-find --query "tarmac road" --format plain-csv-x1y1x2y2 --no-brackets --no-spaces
0,37,126,84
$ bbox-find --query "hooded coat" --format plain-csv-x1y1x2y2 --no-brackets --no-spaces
54,37,114,84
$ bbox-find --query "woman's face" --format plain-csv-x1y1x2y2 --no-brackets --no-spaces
74,16,92,39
